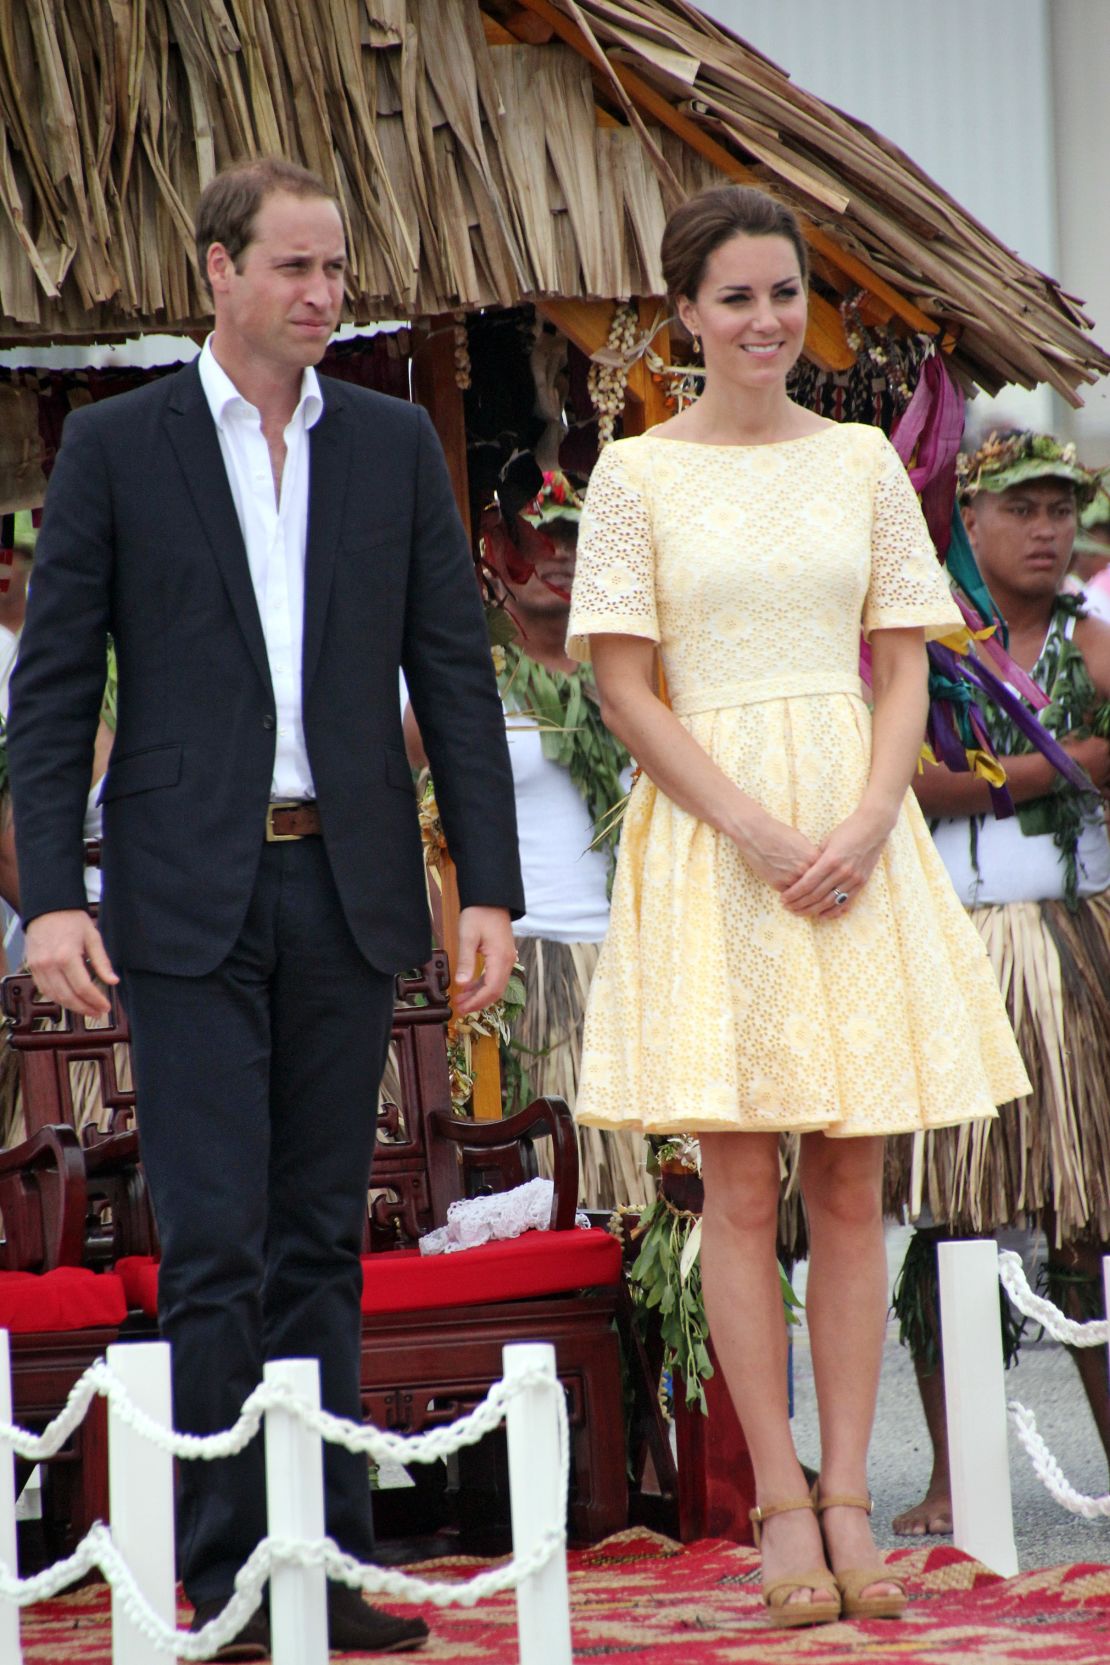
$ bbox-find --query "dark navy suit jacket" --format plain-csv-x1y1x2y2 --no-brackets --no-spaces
8,361,524,974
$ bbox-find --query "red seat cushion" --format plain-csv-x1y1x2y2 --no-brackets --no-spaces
0,1268,128,1334
360,1228,622,1315
117,1228,621,1321
116,1255,159,1317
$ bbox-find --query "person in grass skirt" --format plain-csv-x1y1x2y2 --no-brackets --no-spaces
888,430,1110,1536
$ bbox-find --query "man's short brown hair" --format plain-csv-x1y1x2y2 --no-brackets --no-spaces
194,158,338,295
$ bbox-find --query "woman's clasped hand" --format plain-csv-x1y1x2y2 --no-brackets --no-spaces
740,805,892,917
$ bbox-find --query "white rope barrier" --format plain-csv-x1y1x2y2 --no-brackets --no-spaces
0,1357,554,1466
0,1334,572,1665
997,1250,1110,1347
1008,1403,1110,1520
995,1249,1110,1519
940,1242,1110,1551
0,1521,569,1658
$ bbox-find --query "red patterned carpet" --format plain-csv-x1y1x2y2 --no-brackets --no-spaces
15,1528,1110,1662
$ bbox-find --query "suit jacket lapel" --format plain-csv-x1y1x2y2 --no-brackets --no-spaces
164,363,273,697
302,384,352,694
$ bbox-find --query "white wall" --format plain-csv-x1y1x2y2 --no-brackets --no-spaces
703,0,1109,454
1049,0,1110,455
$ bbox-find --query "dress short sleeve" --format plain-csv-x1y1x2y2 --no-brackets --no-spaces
567,440,660,662
863,433,963,641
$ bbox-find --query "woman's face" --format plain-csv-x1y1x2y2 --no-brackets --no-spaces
678,232,807,391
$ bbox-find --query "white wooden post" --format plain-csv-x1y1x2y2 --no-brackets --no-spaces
503,1343,572,1665
937,1240,1019,1576
108,1341,176,1665
264,1358,328,1665
0,1331,22,1665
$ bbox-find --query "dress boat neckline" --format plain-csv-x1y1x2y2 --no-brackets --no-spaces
636,423,844,452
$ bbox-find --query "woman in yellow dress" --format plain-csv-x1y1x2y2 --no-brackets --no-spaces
567,186,1030,1629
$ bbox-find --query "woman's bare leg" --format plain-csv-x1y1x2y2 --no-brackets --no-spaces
700,1130,827,1608
799,1131,899,1597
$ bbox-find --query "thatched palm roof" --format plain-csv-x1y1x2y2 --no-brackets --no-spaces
1,0,1106,401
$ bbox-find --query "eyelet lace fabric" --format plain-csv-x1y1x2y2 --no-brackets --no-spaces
565,425,1031,1136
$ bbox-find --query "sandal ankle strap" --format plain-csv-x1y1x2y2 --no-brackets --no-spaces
814,1492,873,1515
750,1496,817,1527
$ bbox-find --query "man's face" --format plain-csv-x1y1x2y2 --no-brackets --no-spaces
207,190,346,372
495,521,578,623
964,478,1078,603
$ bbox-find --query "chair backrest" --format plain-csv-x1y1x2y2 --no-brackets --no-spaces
1,975,135,1141
370,953,467,1249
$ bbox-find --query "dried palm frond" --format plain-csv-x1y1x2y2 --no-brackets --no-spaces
0,0,1103,405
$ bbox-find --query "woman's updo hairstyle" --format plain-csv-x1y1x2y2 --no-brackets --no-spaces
661,185,809,305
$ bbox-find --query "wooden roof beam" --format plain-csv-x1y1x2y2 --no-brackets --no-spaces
503,0,939,339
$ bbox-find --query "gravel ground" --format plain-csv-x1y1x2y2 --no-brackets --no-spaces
789,1225,1110,1571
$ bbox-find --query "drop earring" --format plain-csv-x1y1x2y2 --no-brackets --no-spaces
691,331,701,357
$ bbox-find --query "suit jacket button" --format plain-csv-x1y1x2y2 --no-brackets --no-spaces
262,714,276,731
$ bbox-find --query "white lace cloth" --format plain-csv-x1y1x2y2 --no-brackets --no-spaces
419,1178,589,1255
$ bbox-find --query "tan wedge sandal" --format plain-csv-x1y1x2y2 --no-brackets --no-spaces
813,1491,907,1621
749,1498,842,1629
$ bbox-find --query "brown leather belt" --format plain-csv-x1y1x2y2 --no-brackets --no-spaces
84,839,102,868
265,801,322,842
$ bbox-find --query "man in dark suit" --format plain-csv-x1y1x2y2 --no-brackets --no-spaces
8,158,524,1659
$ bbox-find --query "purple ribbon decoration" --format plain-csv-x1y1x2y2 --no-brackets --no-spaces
950,590,1049,711
891,355,965,556
929,639,1095,797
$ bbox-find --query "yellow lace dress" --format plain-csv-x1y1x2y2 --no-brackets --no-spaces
566,424,1031,1137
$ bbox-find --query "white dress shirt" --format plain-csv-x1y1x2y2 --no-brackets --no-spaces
198,337,322,801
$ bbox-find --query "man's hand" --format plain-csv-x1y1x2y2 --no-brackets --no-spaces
25,909,119,1018
452,906,517,1015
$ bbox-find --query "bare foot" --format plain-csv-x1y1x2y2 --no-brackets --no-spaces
758,1505,834,1611
892,1489,952,1536
819,1502,902,1603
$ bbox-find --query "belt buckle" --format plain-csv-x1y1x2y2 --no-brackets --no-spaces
265,801,303,843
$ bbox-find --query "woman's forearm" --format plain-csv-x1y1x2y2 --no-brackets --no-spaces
860,633,930,832
599,676,769,847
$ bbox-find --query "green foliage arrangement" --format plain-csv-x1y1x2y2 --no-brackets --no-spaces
626,1137,803,1416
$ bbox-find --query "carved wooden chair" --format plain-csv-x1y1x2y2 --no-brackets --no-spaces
0,1116,127,1560
355,954,627,1544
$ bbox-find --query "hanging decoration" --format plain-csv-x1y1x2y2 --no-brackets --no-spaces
587,303,639,446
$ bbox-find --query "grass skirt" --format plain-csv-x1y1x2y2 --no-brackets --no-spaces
509,936,652,1211
884,891,1110,1243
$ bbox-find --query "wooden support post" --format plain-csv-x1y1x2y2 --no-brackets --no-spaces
623,301,673,433
264,1358,328,1665
937,1240,1019,1576
411,316,471,536
107,1341,176,1665
0,1331,21,1665
412,316,503,1120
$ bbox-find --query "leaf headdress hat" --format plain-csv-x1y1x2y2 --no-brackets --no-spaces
956,429,1101,507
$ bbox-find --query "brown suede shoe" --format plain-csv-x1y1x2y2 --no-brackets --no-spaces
189,1597,271,1661
327,1582,429,1653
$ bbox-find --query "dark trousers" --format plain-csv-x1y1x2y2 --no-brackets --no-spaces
121,838,396,1604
